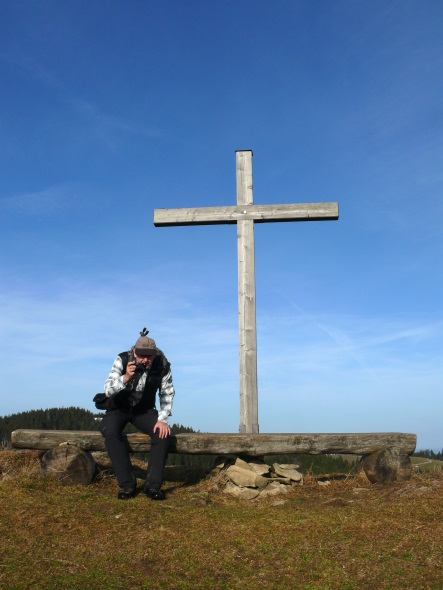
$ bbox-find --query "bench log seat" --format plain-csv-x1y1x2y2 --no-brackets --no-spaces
11,430,416,485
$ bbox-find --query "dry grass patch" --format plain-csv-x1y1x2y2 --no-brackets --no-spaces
0,450,441,589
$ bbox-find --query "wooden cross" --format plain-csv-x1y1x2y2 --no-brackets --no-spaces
154,150,339,433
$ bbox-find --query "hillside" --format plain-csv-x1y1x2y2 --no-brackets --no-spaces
0,449,442,589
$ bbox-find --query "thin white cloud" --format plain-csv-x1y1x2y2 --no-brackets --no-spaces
0,184,82,216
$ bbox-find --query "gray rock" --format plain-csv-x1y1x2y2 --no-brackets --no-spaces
247,462,271,476
260,482,290,497
233,457,270,476
255,474,270,490
273,463,303,483
226,465,258,488
224,483,259,500
209,455,235,477
269,476,291,485
360,449,412,484
234,458,255,472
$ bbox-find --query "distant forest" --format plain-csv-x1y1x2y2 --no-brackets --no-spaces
413,449,443,461
0,407,195,448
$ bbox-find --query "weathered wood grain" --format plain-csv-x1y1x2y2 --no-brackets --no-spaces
11,430,417,456
153,202,339,226
237,151,259,433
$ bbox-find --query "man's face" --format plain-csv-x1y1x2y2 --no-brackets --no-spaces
133,352,156,367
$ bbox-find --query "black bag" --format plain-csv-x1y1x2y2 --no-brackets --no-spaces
93,393,118,411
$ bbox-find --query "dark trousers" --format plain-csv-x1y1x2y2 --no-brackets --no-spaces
100,408,169,491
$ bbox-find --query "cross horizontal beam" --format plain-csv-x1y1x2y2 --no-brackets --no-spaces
153,202,339,227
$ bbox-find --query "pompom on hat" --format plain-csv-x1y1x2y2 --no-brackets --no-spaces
134,327,157,357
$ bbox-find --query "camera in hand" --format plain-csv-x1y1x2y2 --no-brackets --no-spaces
133,362,146,375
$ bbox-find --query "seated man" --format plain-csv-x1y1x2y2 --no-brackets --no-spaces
100,329,175,500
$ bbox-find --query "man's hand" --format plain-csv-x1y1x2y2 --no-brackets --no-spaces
123,361,136,383
154,421,170,439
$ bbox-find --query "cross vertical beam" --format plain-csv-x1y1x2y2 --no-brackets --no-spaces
236,151,259,433
153,151,339,434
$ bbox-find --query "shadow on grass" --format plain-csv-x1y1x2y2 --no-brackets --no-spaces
93,453,212,492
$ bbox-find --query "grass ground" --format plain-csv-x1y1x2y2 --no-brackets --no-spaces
411,457,443,473
0,450,441,590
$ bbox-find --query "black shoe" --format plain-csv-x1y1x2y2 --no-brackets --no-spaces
117,488,136,500
144,488,165,501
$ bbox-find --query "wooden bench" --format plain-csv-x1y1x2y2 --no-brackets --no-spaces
11,430,416,485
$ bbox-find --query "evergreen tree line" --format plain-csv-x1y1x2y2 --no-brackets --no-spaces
0,407,196,448
413,449,443,461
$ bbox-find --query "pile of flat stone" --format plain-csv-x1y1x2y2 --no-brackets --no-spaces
208,457,303,500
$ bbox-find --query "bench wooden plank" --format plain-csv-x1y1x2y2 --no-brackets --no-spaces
11,430,417,456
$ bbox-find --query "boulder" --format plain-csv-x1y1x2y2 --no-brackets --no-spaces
40,443,95,486
360,449,412,484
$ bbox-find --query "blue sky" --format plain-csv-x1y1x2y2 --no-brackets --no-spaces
0,1,441,450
